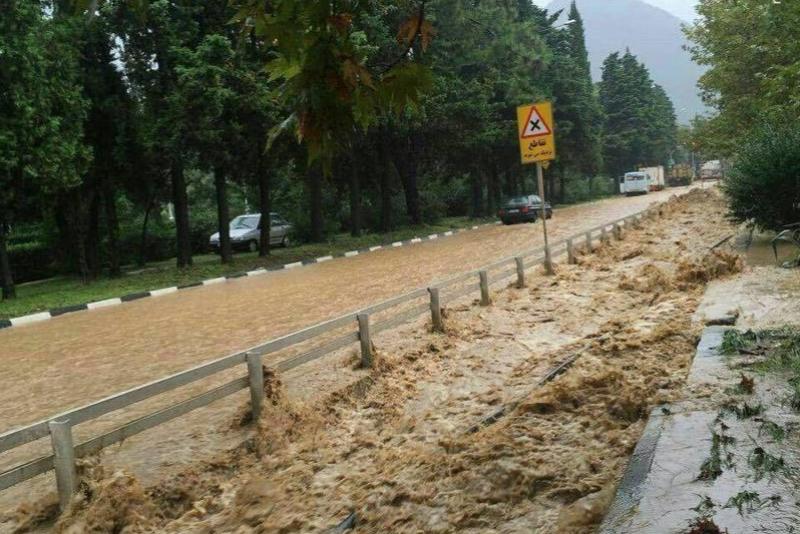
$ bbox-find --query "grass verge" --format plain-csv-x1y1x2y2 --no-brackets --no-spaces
0,217,495,320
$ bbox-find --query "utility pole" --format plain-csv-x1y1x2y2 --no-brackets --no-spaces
537,163,553,274
516,101,556,276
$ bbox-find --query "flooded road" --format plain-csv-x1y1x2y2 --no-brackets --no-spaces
0,188,691,432
0,188,707,520
9,188,738,533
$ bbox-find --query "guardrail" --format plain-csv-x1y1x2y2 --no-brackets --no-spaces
0,205,659,509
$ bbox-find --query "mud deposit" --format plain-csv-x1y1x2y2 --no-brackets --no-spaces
8,189,739,533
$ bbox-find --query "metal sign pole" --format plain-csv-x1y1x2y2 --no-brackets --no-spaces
536,163,554,274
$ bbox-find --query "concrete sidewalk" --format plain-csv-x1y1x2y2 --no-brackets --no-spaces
600,326,800,533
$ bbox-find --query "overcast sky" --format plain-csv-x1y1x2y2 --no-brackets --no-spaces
532,0,699,22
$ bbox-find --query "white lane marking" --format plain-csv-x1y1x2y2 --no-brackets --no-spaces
284,261,303,269
369,245,383,252
150,287,178,297
444,231,453,236
88,298,122,310
392,241,403,247
202,277,226,286
428,234,439,240
247,269,268,276
411,238,422,243
316,255,333,263
472,225,479,229
344,251,359,257
10,312,52,327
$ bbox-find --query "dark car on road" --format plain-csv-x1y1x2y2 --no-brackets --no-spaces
498,195,553,225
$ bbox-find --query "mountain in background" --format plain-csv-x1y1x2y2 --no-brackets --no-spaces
641,0,698,22
546,0,706,123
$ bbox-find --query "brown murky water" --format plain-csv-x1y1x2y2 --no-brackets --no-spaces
11,187,739,533
0,188,691,432
0,187,695,523
738,233,798,267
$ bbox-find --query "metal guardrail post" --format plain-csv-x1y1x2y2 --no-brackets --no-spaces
543,245,554,275
246,352,265,422
514,257,525,288
428,288,444,332
48,419,76,511
479,271,490,306
566,239,576,265
357,313,373,368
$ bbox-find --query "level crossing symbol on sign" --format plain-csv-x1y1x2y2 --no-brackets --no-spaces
520,106,552,138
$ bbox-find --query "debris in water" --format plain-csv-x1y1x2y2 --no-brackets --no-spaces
723,490,761,515
686,516,729,534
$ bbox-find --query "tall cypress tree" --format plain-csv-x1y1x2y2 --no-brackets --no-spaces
599,49,676,177
550,2,603,200
0,0,90,298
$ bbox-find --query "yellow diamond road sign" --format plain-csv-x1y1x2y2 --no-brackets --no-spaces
517,102,556,164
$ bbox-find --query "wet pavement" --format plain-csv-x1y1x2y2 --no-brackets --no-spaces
602,329,800,533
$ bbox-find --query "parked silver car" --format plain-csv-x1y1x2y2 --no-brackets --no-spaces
209,213,292,253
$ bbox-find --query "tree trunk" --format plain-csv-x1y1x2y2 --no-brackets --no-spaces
507,168,518,198
139,198,154,267
308,164,324,242
258,159,271,257
349,155,362,237
488,163,500,216
171,160,192,267
214,167,232,264
471,173,483,218
0,215,15,300
103,181,121,277
400,134,422,225
62,191,91,283
377,130,393,232
546,172,557,203
86,193,101,279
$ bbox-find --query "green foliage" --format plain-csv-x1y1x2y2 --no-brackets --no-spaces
723,124,800,231
724,491,762,515
748,446,785,481
233,0,434,170
0,1,90,207
599,51,677,177
758,420,787,443
698,431,727,481
722,401,764,420
0,0,684,293
550,2,603,178
720,329,759,355
686,0,800,157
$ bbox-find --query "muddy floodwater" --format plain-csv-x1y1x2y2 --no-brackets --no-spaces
0,187,742,533
735,232,798,267
0,188,690,520
0,188,689,433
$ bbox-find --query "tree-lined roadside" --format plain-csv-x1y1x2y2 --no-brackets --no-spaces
0,216,495,320
686,0,800,239
1,1,682,303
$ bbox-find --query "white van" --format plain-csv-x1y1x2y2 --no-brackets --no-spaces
620,172,650,195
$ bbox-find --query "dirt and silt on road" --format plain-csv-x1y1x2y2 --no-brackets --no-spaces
4,188,743,533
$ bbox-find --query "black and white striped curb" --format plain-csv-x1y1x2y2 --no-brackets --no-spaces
0,223,499,330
